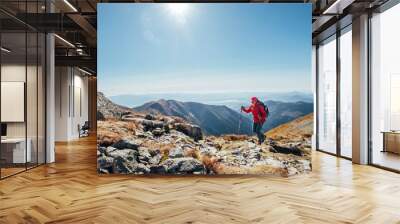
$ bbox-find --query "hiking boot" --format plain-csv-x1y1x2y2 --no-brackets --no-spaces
259,135,266,144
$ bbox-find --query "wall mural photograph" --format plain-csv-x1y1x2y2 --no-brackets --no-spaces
97,3,313,176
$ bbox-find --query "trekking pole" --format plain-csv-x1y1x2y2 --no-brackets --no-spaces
238,109,242,134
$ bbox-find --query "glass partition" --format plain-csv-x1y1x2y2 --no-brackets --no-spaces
370,3,400,171
1,31,28,177
317,35,337,154
339,27,352,158
0,1,46,179
27,30,38,169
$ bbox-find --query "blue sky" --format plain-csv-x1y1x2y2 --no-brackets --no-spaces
98,3,312,96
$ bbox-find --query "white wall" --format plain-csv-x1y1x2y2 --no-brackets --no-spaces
1,63,46,164
55,67,89,141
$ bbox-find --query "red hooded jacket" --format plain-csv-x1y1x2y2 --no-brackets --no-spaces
242,102,267,124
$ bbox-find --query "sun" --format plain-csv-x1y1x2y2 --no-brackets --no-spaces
165,4,190,24
167,4,189,16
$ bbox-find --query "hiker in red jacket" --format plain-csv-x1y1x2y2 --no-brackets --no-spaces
241,97,268,144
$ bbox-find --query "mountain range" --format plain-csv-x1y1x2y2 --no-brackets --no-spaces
134,99,253,135
109,91,313,108
98,92,313,136
134,99,313,135
261,100,313,131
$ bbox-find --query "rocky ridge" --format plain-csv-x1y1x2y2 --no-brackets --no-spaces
97,100,312,176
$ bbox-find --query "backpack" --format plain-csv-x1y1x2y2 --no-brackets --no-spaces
258,101,269,118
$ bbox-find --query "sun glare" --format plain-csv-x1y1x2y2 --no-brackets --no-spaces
166,4,190,24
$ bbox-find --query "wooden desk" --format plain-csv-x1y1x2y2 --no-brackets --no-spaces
1,138,31,163
382,131,400,154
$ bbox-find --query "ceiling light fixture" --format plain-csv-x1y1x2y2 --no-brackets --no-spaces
63,0,78,12
54,34,75,48
1,47,11,53
323,0,354,15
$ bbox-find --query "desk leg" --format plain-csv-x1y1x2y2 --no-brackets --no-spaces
382,133,386,153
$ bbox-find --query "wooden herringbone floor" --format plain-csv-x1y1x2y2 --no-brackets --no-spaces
1,136,400,224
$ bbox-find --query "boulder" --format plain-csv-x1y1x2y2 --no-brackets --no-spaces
112,139,140,150
105,146,117,156
231,149,241,155
113,157,150,174
138,147,152,163
145,114,156,120
248,148,261,161
152,128,164,137
174,123,203,141
108,149,139,163
135,130,154,139
149,153,162,165
98,146,107,154
271,144,303,157
141,120,165,132
168,147,184,158
199,145,217,155
97,155,114,170
131,163,151,174
98,168,110,174
150,165,167,174
149,149,161,157
161,158,206,174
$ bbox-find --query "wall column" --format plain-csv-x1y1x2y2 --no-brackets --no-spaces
352,14,369,164
46,33,55,163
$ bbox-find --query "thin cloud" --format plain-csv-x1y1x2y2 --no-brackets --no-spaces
143,30,160,45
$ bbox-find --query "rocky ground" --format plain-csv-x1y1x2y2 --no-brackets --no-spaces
97,111,312,177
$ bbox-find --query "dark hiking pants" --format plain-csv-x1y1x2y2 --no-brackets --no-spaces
253,122,265,144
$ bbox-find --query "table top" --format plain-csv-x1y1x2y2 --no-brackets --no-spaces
381,131,400,134
1,138,28,143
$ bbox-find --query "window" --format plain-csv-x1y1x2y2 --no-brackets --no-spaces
0,2,46,179
339,27,352,158
370,3,400,171
317,35,337,154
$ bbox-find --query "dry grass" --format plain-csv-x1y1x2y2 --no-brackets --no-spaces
222,135,249,141
125,122,137,134
159,144,175,162
201,155,222,174
97,120,138,146
184,147,201,160
97,130,121,147
266,113,313,140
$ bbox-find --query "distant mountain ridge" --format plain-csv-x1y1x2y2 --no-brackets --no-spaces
98,92,313,136
109,91,313,108
97,92,132,119
133,99,313,135
262,100,313,131
134,99,253,136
